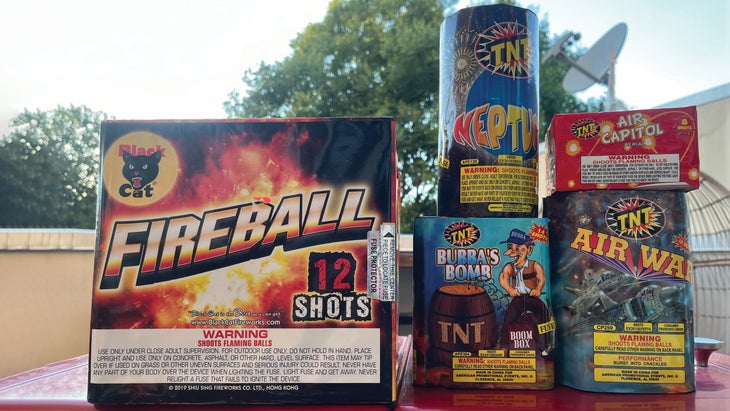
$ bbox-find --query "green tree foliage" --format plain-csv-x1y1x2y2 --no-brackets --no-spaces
225,0,602,232
0,105,110,228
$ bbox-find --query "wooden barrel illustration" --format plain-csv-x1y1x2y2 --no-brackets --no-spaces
428,284,498,365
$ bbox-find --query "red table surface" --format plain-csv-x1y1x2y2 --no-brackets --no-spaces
2,336,729,410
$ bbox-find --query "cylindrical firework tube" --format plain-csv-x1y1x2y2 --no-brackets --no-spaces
437,5,539,218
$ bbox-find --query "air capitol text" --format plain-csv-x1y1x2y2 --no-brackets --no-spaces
99,188,376,289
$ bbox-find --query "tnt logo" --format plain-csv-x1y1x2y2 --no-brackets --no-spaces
475,21,533,78
103,132,179,207
443,221,481,247
570,119,600,139
606,197,666,240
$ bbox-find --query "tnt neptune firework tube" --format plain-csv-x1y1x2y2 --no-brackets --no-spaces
437,5,539,218
545,190,695,393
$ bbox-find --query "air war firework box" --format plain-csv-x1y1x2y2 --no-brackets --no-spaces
88,118,400,405
544,190,695,393
412,217,555,389
545,106,699,194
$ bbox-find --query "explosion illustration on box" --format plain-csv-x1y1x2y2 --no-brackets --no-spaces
93,128,375,330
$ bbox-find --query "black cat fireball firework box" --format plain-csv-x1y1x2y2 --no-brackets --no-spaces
412,217,555,389
544,190,695,393
88,118,399,404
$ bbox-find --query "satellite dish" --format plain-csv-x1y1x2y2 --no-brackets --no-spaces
544,23,628,110
562,23,627,93
541,31,579,65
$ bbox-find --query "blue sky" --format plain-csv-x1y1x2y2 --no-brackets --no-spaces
532,0,730,108
0,0,728,137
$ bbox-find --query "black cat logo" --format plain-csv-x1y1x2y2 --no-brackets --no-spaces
120,150,162,198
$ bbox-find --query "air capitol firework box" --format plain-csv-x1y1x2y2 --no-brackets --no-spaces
545,106,699,194
544,190,695,393
413,217,555,390
88,118,399,404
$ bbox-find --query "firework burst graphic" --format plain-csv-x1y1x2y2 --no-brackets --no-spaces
451,28,479,83
444,28,481,112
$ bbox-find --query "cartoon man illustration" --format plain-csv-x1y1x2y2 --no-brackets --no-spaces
498,228,551,355
499,228,545,298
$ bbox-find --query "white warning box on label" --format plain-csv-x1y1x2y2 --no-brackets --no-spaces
90,328,380,385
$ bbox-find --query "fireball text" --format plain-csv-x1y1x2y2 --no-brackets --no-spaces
100,189,375,289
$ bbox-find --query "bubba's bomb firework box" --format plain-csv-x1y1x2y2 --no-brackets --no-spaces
88,118,399,404
545,106,699,194
544,190,695,393
413,217,555,389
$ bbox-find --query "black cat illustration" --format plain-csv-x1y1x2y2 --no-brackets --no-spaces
122,150,161,190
